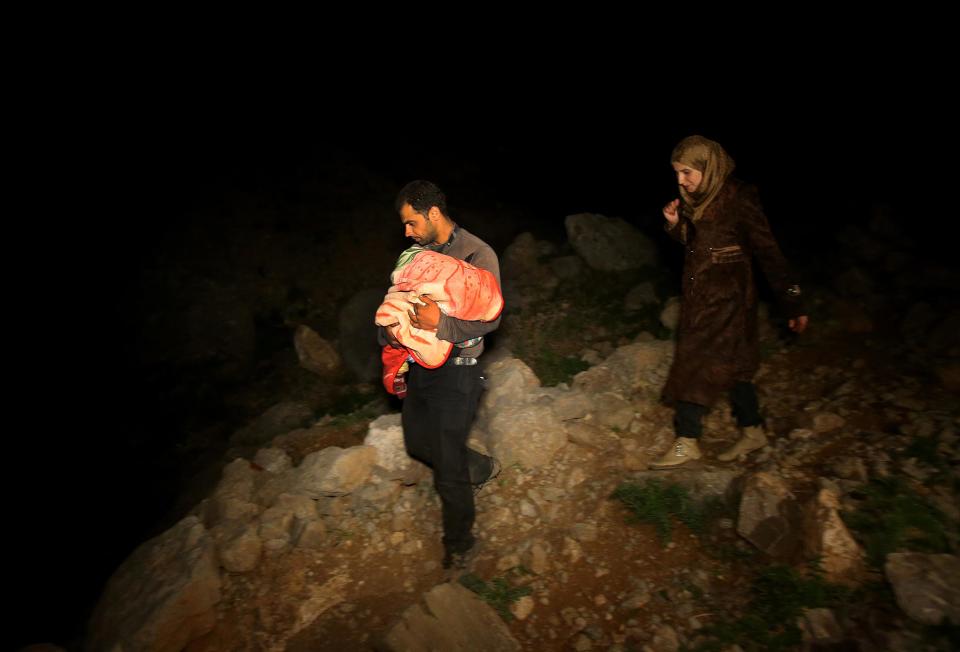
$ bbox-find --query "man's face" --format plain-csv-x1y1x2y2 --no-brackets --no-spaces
672,161,703,194
400,203,439,245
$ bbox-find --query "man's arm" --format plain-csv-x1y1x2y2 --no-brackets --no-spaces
436,245,502,343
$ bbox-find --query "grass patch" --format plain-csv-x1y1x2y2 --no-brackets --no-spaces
509,308,590,386
458,568,533,621
325,397,383,427
904,432,952,483
329,528,354,545
706,542,758,563
327,384,378,416
529,349,590,386
841,476,955,568
689,563,851,652
612,479,726,544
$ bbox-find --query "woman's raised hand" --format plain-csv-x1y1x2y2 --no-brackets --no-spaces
663,198,680,225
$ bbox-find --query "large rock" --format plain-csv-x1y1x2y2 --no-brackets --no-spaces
591,392,635,430
550,389,595,421
885,553,960,625
565,421,619,452
499,232,561,309
296,445,377,497
204,458,262,528
479,357,542,414
214,522,262,573
737,472,803,559
469,357,571,468
572,341,673,397
812,412,846,434
88,516,221,652
501,232,545,279
294,325,341,376
660,296,681,331
338,287,386,381
292,573,352,640
253,448,293,474
565,213,658,271
364,413,416,478
802,488,866,585
549,255,585,280
624,282,658,312
797,608,844,645
485,403,567,468
258,506,296,555
381,582,521,651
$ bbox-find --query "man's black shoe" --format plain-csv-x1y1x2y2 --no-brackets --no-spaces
442,548,470,570
472,455,502,495
442,539,478,572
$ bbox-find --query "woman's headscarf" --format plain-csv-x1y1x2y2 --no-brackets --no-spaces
671,135,736,221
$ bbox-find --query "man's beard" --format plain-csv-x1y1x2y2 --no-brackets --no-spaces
419,222,440,246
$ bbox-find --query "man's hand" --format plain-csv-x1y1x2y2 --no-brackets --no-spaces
663,198,680,225
788,315,809,334
408,295,440,331
384,324,402,349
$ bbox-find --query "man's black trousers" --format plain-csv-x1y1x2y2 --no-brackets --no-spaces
401,358,488,554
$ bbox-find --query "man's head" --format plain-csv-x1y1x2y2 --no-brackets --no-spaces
395,180,452,246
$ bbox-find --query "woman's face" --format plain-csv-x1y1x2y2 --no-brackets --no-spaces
672,161,703,194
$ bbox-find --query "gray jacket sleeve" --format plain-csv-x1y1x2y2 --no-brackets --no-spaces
435,245,502,343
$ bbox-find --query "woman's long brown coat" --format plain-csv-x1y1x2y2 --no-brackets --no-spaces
661,178,804,407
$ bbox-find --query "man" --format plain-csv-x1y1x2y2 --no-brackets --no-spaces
382,180,501,573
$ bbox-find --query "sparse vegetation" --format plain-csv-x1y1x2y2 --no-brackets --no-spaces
506,265,672,386
613,479,726,544
689,562,851,652
904,431,951,482
329,528,354,545
458,568,533,621
841,476,955,568
707,542,759,563
529,349,590,387
325,397,384,427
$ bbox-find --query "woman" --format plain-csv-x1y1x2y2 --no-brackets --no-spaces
652,135,808,468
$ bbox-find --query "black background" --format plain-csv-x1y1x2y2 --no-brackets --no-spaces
10,55,951,647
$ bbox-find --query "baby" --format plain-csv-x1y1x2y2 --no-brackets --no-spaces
375,246,503,395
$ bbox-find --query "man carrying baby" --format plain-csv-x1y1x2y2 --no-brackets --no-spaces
382,179,502,575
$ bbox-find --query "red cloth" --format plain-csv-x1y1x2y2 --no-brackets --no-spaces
375,251,503,370
391,251,504,322
381,345,410,397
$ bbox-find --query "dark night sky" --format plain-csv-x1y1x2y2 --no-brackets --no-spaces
11,71,951,646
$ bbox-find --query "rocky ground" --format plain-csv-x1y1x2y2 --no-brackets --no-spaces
76,205,959,651
174,321,957,652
